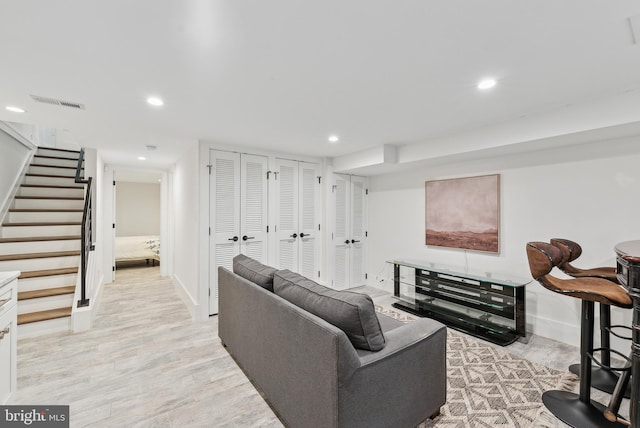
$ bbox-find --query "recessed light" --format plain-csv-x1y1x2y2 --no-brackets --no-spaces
328,135,339,143
146,96,164,107
5,106,25,113
137,156,147,161
477,79,497,90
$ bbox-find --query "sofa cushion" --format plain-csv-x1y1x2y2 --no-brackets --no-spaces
233,254,277,292
273,269,385,351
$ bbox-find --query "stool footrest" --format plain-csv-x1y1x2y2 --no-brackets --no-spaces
542,390,627,428
569,364,632,398
587,348,632,372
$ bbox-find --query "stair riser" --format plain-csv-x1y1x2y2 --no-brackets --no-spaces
19,274,77,292
24,175,78,186
37,148,79,158
18,187,84,198
18,316,71,339
33,157,80,168
12,199,84,210
18,294,75,315
28,165,77,177
0,255,80,272
1,224,81,238
0,240,81,256
8,211,83,223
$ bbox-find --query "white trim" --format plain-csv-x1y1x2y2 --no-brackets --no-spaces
173,274,199,320
0,121,37,150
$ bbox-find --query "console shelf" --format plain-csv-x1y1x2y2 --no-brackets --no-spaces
389,260,528,346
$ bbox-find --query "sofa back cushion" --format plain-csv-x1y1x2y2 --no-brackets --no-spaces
273,269,385,351
233,254,277,292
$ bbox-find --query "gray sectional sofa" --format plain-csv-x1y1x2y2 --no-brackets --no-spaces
218,254,447,428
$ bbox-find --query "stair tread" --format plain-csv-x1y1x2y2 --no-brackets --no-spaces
2,222,81,226
9,209,83,213
18,307,72,325
21,184,83,189
25,173,76,179
31,163,79,170
34,154,81,161
19,267,78,279
0,235,81,243
19,286,76,301
14,196,83,200
38,147,80,154
0,250,81,261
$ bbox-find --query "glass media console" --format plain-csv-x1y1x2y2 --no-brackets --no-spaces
389,260,529,346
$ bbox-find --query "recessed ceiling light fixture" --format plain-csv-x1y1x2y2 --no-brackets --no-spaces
137,156,147,161
146,96,164,107
5,106,25,113
328,135,339,143
477,79,497,90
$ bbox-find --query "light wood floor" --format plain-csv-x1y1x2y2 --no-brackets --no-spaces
10,267,630,427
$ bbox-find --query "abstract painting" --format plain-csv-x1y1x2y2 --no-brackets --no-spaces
425,174,500,253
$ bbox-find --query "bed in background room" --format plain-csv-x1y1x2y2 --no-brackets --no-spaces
115,235,160,266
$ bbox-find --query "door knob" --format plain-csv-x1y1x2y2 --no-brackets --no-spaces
290,233,298,238
351,239,360,243
344,240,350,245
228,236,239,242
299,233,306,238
242,235,255,241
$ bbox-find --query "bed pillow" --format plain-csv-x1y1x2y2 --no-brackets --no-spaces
273,269,385,351
232,254,277,292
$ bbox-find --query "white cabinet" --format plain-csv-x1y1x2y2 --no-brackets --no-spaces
209,150,268,315
332,174,366,290
0,271,19,404
274,159,321,280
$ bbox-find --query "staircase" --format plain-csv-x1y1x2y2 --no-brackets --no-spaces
0,147,84,337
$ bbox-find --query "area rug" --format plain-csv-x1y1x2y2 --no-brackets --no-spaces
375,306,577,428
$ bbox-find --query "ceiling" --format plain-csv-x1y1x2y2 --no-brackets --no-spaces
1,1,640,171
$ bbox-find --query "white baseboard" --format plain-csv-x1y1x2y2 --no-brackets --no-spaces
172,274,199,320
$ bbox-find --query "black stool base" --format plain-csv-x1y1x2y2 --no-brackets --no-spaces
569,363,632,399
542,390,626,428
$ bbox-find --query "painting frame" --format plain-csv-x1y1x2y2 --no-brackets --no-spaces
425,174,500,253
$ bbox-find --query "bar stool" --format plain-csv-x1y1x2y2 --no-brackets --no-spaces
526,242,632,427
550,238,632,398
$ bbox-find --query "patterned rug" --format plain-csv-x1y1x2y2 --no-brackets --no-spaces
375,306,577,428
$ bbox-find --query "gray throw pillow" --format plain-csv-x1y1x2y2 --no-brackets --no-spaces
273,269,385,351
233,254,277,292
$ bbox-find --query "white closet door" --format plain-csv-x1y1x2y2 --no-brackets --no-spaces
333,174,350,289
299,162,320,280
275,159,299,271
209,150,240,314
240,154,268,264
349,176,366,287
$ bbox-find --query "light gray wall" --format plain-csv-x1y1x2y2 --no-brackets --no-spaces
0,127,34,222
366,138,640,349
115,181,161,237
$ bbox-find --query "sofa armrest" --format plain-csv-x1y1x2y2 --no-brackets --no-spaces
338,318,447,428
358,318,445,366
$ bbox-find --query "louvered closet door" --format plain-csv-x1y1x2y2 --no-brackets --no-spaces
298,162,320,279
349,176,366,287
240,154,268,264
209,150,240,315
333,174,350,289
275,159,299,271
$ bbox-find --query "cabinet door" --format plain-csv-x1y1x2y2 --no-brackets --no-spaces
240,154,268,264
209,150,240,314
275,159,299,271
333,174,350,289
298,161,320,280
349,176,366,287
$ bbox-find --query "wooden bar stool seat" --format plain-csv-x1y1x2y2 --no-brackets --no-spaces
526,242,631,428
550,238,632,398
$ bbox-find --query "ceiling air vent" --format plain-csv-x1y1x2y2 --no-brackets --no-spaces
30,95,86,110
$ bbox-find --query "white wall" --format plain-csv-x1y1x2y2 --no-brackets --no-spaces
367,141,640,348
172,143,200,319
115,182,161,237
0,126,34,222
